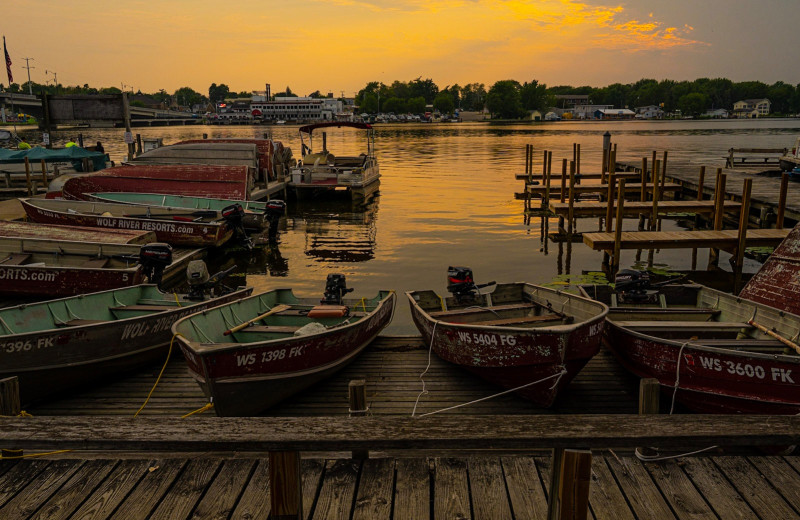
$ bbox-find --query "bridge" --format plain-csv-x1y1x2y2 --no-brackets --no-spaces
0,92,200,127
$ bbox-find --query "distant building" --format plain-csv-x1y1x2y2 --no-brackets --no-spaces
704,108,729,118
250,96,342,122
526,110,543,121
571,104,613,119
595,108,636,120
634,105,664,119
554,94,590,109
732,99,770,118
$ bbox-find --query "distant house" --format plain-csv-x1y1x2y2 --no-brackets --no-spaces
571,104,613,119
595,108,636,120
704,108,729,118
732,99,770,118
634,105,664,119
554,94,589,109
526,110,543,121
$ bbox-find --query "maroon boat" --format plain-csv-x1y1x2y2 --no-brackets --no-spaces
172,275,395,416
52,164,254,201
407,267,608,407
21,198,236,248
739,222,800,315
581,274,800,414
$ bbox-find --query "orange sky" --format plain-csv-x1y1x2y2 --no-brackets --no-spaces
2,1,797,97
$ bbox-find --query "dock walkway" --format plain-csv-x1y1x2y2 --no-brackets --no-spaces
583,229,790,252
548,200,741,218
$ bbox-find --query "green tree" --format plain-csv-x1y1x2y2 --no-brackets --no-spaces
360,92,379,113
208,83,230,103
433,92,455,114
406,96,426,114
382,97,407,114
486,80,524,119
461,83,486,111
519,80,552,112
678,92,708,117
174,86,203,107
308,90,325,98
408,77,439,103
768,81,794,114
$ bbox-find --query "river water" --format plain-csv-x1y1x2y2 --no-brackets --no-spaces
17,119,800,333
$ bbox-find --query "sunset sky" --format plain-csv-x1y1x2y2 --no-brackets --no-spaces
2,0,798,97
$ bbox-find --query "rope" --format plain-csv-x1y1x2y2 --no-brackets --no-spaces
0,450,73,460
355,297,368,313
182,402,214,418
134,333,183,418
411,321,438,417
173,293,182,307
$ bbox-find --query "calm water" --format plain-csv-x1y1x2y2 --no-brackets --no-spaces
16,119,800,333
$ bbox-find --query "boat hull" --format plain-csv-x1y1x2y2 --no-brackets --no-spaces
174,291,396,416
407,284,607,407
0,286,253,404
0,264,144,297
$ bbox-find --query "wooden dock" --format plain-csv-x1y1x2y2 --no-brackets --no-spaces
548,200,741,218
516,182,681,200
583,229,790,252
515,171,641,181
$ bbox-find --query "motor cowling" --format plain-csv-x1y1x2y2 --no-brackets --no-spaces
447,266,476,297
321,273,353,305
221,203,252,248
139,243,173,285
264,200,285,242
614,269,658,304
185,260,236,300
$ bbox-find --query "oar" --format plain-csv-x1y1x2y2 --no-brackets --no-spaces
748,319,800,355
223,304,291,336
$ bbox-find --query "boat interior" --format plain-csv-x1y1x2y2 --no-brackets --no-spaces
0,286,186,334
580,284,800,355
410,283,604,328
28,199,225,223
175,289,392,345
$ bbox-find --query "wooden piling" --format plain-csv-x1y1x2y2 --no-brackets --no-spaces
576,144,581,176
604,174,616,233
612,180,626,275
349,380,369,460
697,166,706,201
610,149,616,175
637,378,660,457
269,451,303,520
0,376,20,416
40,159,48,189
734,178,753,293
547,449,592,520
661,151,668,186
136,134,143,156
568,161,576,234
714,173,727,231
650,160,660,231
601,149,608,183
777,173,789,229
638,157,648,231
544,151,553,210
24,157,31,196
560,159,567,203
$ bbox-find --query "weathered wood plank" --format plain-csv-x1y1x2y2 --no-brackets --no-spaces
68,460,155,520
434,458,471,520
110,460,188,520
501,456,548,520
190,459,256,520
468,457,513,519
148,459,221,520
0,460,83,519
311,459,360,520
0,460,50,509
604,454,676,520
679,456,757,520
536,455,596,520
302,459,326,520
351,458,395,520
643,460,711,520
587,456,635,520
393,457,431,520
713,456,798,519
229,459,270,520
31,459,117,520
583,229,789,251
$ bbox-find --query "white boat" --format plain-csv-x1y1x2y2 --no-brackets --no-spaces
289,122,380,198
780,137,800,171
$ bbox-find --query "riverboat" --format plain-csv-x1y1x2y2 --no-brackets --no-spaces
406,267,608,407
0,279,252,405
289,122,379,198
171,275,395,416
580,274,800,414
20,198,236,248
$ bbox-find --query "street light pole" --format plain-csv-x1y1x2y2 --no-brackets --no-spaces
22,57,34,95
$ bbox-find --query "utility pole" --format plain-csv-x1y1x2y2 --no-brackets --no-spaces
45,70,57,93
21,57,34,95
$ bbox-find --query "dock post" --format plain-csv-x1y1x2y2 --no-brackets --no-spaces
136,134,143,156
576,144,581,179
661,151,668,186
734,178,753,293
348,380,369,460
601,149,608,183
24,157,32,196
544,151,552,211
610,147,617,175
638,157,648,231
40,159,48,190
637,378,660,458
559,159,567,233
568,161,576,234
0,377,22,460
708,172,727,269
604,174,616,233
697,166,706,201
650,160,661,231
612,180,626,275
547,448,592,520
269,451,303,520
777,173,789,229
202,133,208,139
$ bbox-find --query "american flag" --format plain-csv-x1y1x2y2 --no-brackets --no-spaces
3,36,12,84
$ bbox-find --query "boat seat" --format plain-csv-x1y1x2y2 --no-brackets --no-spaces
58,319,107,327
429,303,536,318
110,304,178,312
1,253,31,265
614,321,752,331
237,325,302,334
467,314,563,326
81,257,109,268
614,307,721,316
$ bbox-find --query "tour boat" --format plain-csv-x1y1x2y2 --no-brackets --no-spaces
0,279,252,405
171,276,395,416
21,198,236,248
580,272,800,414
406,267,608,407
290,122,380,198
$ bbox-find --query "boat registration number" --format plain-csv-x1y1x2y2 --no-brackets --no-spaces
456,331,516,347
2,336,56,353
697,355,794,382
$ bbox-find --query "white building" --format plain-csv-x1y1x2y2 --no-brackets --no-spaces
250,97,342,122
732,99,770,118
635,105,665,119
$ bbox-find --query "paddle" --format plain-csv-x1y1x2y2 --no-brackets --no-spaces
748,319,800,355
223,304,292,336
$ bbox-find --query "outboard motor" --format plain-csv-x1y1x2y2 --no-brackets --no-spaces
139,243,173,285
264,200,286,242
221,203,252,249
614,269,657,304
321,273,353,305
446,266,496,302
185,260,236,300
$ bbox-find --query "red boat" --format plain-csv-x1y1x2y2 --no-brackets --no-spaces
176,139,280,181
580,277,800,414
21,198,235,248
739,222,800,315
53,164,253,201
406,268,608,407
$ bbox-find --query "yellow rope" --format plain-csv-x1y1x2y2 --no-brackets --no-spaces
438,295,446,312
0,449,73,459
173,293,182,307
355,297,367,312
18,410,32,417
181,402,214,418
134,333,184,418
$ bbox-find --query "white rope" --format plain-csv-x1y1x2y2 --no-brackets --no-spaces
411,321,438,418
669,341,691,415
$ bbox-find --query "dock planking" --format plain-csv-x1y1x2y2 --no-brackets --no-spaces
522,182,682,198
583,229,790,252
548,199,742,217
